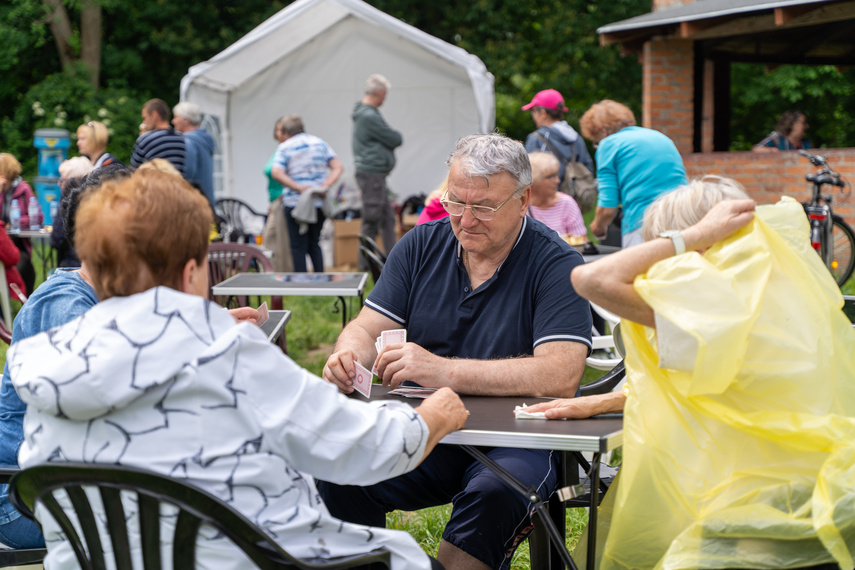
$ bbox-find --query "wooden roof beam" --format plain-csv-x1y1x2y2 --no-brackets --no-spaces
680,16,737,38
775,4,826,26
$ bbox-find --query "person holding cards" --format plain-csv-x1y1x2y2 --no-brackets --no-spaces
8,169,467,570
320,133,592,570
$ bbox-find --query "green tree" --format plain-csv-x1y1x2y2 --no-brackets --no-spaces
0,0,289,171
731,63,855,150
370,0,649,141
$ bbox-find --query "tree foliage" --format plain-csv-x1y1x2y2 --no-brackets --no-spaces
730,63,855,150
369,0,648,141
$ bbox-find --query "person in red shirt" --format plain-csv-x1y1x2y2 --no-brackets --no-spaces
0,220,27,303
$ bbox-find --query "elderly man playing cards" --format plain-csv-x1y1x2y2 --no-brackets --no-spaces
320,133,592,570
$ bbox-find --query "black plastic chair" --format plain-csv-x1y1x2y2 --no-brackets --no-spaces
358,244,385,284
357,235,386,263
0,547,47,568
9,462,391,570
0,466,49,567
215,198,268,244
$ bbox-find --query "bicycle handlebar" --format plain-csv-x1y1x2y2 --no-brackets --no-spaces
806,172,845,187
798,149,827,166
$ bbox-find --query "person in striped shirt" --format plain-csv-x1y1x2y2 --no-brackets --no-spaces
130,98,186,175
527,151,586,237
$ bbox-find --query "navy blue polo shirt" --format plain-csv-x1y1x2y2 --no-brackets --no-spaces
365,217,592,360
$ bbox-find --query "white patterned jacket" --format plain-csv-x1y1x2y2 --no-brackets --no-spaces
9,287,432,569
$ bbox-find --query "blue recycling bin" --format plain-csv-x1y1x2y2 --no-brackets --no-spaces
34,176,60,225
33,128,69,226
33,128,70,179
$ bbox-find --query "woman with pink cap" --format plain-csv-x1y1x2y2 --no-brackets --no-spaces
522,88,593,185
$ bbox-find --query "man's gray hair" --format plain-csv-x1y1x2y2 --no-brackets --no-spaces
172,102,202,126
365,74,391,95
281,114,305,136
446,133,532,195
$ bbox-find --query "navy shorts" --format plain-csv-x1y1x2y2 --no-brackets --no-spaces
317,444,558,569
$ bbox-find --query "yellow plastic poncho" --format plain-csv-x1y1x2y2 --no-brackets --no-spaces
597,197,855,569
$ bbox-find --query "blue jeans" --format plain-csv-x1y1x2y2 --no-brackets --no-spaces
0,514,44,549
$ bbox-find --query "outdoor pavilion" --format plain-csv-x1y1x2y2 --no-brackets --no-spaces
597,0,855,221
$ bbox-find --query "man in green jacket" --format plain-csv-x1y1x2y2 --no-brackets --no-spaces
352,74,403,262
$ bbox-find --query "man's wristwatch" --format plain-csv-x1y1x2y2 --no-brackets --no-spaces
659,230,685,256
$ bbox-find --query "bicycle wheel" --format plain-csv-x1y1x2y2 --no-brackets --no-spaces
831,215,855,286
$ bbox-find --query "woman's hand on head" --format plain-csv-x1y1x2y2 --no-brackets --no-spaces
683,199,756,252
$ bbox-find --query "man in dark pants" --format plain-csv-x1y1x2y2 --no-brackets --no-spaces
320,133,592,570
352,74,402,265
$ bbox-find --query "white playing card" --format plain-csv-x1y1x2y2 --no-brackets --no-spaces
256,302,269,326
352,362,373,398
381,329,406,347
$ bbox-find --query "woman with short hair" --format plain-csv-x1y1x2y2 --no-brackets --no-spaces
527,151,586,237
75,120,116,169
521,177,854,569
9,168,464,569
580,100,687,248
0,153,38,293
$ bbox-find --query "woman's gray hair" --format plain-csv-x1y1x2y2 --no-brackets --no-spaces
446,133,532,196
641,176,750,241
172,102,202,126
59,156,94,181
365,74,391,95
528,151,559,182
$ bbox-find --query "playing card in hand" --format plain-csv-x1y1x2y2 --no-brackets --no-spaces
353,361,373,398
381,329,407,347
256,302,269,326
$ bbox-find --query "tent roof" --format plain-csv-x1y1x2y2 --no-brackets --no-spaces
598,0,855,64
180,0,493,128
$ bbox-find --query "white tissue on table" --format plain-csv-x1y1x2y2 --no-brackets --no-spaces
513,404,547,419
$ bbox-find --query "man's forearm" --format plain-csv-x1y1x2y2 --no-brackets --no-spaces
443,347,586,398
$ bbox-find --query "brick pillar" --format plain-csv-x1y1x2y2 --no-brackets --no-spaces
642,37,694,154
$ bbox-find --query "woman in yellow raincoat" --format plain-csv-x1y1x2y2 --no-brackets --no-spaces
524,177,855,570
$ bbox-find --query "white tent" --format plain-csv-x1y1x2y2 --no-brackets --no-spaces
180,0,495,213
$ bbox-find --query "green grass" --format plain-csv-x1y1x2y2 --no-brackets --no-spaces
386,504,591,568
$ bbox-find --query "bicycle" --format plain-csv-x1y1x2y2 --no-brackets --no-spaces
798,150,855,286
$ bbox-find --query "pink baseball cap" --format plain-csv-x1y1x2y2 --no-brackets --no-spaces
521,89,569,112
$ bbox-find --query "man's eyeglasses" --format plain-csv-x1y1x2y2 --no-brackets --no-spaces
440,190,519,221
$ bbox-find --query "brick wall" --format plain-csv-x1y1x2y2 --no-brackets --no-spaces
642,38,694,154
683,149,855,224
